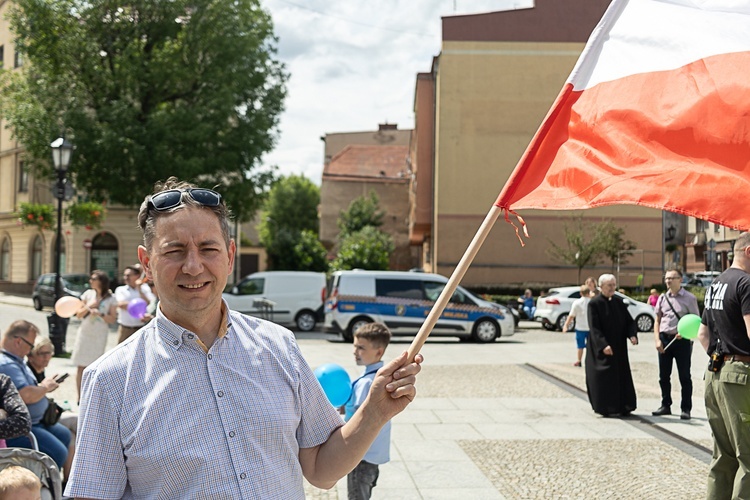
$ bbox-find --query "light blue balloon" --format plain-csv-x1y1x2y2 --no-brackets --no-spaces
314,363,352,407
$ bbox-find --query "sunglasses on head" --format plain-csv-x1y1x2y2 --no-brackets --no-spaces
147,188,222,212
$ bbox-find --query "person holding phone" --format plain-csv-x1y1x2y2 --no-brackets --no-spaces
0,321,74,478
26,337,55,384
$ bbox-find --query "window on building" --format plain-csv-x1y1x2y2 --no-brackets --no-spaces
18,161,28,192
696,219,709,232
0,238,9,281
14,48,22,68
31,235,42,280
0,45,4,69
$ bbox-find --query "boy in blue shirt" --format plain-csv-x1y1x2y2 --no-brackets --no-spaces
344,323,391,500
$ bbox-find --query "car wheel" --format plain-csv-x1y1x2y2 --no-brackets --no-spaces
556,313,572,331
541,320,556,331
472,318,499,343
33,297,43,311
636,314,654,333
295,310,317,332
345,317,372,342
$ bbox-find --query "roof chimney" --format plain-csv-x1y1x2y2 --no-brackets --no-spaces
378,123,397,131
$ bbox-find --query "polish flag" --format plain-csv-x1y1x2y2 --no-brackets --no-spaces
495,0,750,231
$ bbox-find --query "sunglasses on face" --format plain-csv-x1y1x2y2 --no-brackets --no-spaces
15,336,34,349
147,188,222,212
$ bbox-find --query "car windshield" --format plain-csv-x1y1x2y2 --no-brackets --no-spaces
63,275,90,293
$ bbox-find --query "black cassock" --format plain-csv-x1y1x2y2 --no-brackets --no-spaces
585,293,637,416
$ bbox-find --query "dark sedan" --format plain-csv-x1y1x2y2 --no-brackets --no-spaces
32,273,90,310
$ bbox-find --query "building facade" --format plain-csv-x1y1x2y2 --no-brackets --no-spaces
320,125,419,271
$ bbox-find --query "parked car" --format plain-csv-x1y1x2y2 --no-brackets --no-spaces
534,286,656,333
694,271,721,287
324,270,515,342
222,271,326,331
32,273,90,310
680,273,702,287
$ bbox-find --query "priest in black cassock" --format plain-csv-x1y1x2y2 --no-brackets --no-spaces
586,274,639,417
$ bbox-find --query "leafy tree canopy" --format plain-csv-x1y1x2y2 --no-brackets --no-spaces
331,226,394,271
547,216,636,282
1,0,286,221
337,190,384,236
258,175,325,271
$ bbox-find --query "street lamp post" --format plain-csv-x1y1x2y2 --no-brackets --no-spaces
49,137,73,356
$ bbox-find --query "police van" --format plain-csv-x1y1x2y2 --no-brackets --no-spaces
324,270,515,342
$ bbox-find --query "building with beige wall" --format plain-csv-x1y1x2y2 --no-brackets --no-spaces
410,0,666,289
320,133,419,271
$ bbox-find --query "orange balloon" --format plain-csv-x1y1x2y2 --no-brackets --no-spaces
54,296,83,318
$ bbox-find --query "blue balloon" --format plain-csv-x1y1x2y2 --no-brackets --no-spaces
314,363,352,407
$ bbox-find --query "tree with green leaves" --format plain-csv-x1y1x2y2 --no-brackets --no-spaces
331,192,393,271
547,216,603,283
258,175,327,271
597,220,636,271
0,0,286,222
331,226,394,271
337,191,384,235
548,216,637,282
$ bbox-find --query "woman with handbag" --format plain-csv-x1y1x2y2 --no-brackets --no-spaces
70,270,117,402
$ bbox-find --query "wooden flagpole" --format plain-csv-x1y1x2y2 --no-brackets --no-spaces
407,205,503,360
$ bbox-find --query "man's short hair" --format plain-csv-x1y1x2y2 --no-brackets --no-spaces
598,274,616,287
579,284,592,296
137,176,232,251
734,232,750,254
124,265,141,276
0,465,41,499
665,267,683,277
2,320,38,341
354,323,391,349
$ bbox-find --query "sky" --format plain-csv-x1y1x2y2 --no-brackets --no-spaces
260,0,535,184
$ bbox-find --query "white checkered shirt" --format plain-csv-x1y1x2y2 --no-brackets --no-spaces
65,304,344,499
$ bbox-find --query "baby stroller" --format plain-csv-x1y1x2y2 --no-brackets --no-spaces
0,433,64,499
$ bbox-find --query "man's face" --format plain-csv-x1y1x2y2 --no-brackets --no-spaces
138,207,235,326
600,279,617,298
353,337,383,366
665,271,681,291
123,269,139,287
11,329,37,358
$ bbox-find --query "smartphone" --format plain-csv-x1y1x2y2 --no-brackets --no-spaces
54,373,69,383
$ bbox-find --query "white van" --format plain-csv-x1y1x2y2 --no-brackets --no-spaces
223,271,326,331
324,270,515,342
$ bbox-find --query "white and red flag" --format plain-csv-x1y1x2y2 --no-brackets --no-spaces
408,0,750,357
495,0,750,231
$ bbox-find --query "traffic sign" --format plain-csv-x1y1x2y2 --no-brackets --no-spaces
82,239,92,249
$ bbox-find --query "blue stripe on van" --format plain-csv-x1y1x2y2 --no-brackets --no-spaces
330,295,505,321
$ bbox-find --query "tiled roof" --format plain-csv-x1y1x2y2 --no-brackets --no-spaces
323,145,409,180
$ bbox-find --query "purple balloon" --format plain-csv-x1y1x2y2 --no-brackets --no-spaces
127,298,148,319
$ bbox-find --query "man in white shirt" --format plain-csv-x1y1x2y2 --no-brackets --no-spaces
114,265,155,343
66,177,423,499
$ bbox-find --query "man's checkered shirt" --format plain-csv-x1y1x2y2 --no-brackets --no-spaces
65,305,344,499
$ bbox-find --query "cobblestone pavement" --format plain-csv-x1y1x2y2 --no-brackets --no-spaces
461,438,705,499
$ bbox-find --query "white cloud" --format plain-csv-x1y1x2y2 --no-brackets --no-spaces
261,0,534,183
